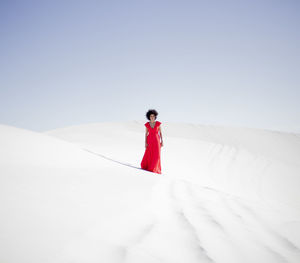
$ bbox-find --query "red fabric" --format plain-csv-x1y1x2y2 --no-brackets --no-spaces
141,121,162,174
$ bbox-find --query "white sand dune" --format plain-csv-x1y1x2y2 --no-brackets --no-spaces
0,121,300,263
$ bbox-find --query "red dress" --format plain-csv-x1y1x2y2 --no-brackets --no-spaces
141,121,162,174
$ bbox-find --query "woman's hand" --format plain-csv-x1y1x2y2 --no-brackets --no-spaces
145,142,148,148
160,141,164,147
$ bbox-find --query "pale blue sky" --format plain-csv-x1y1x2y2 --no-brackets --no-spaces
0,0,299,132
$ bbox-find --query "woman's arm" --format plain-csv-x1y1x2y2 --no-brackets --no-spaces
159,126,164,146
145,127,148,148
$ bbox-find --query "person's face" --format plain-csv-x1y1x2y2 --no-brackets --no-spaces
150,114,156,121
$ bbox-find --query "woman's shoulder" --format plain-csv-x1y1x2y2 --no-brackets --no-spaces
144,121,161,127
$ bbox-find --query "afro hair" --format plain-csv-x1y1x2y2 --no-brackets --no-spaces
146,109,158,120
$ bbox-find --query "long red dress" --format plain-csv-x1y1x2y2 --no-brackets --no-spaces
141,121,162,174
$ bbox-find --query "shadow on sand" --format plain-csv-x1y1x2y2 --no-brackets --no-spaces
81,148,162,175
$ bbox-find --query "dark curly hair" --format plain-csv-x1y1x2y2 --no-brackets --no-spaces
146,109,158,120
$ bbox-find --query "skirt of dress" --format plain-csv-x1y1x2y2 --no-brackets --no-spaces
141,133,161,174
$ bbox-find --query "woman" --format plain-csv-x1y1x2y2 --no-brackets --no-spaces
141,109,163,174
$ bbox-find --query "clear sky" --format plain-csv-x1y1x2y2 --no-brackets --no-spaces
0,0,299,133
